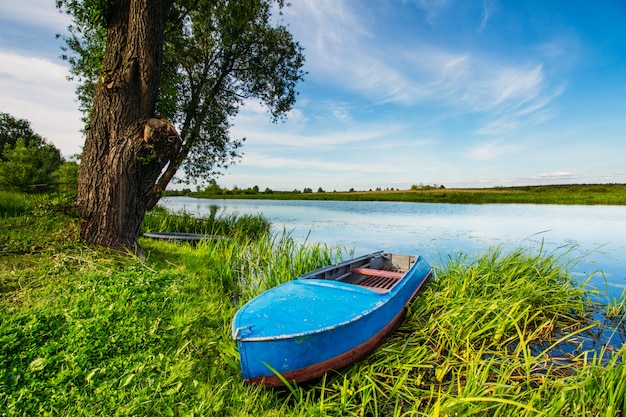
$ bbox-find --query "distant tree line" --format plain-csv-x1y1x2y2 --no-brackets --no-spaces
163,181,446,197
411,183,446,190
0,113,78,192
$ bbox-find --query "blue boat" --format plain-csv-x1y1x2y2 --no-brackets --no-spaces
232,251,432,386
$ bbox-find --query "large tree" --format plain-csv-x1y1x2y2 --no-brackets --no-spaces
58,0,305,253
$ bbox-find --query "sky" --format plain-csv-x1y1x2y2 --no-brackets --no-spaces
1,1,625,191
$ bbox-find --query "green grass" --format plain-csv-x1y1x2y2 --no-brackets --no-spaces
0,191,35,217
1,197,624,416
0,194,77,256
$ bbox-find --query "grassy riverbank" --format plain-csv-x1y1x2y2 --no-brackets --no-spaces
1,194,625,416
181,183,626,205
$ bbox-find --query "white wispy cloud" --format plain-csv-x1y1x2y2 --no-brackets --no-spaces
467,138,525,160
0,0,70,31
533,171,577,181
0,51,83,154
411,0,450,25
478,0,500,32
489,171,580,186
238,152,366,172
478,65,544,111
232,119,403,148
331,105,352,122
238,146,438,179
473,120,520,136
472,72,564,136
233,97,409,148
283,1,564,135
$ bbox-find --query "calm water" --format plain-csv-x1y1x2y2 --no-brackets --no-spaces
161,197,626,301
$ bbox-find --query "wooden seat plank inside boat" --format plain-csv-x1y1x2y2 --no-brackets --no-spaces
351,267,404,279
351,268,405,293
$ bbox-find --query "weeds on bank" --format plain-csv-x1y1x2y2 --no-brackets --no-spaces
0,196,624,416
0,191,34,217
141,206,271,241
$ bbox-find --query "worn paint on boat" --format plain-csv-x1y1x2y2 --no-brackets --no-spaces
232,251,432,386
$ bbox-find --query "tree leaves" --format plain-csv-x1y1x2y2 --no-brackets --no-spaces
0,114,63,191
58,0,306,187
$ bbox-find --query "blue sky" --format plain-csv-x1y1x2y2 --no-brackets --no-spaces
1,1,625,190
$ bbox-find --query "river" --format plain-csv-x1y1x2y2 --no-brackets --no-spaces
161,197,626,301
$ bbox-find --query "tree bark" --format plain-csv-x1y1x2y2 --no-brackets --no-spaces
77,0,179,254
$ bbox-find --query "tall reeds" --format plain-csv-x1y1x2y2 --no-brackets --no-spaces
275,247,624,416
141,206,271,240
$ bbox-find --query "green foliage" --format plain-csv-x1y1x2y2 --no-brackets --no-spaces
51,160,79,191
0,139,63,192
57,0,306,188
190,181,276,197
0,112,46,152
161,0,305,185
0,113,64,192
1,202,624,416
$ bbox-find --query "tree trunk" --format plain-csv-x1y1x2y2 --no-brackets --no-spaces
77,0,179,254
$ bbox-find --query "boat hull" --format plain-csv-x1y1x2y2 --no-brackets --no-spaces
232,252,432,386
242,302,408,386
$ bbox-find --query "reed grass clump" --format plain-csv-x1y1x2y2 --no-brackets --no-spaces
276,248,624,417
141,205,271,240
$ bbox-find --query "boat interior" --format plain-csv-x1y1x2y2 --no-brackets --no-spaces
300,253,418,293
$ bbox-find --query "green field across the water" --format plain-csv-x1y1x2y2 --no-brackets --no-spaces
170,183,626,205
